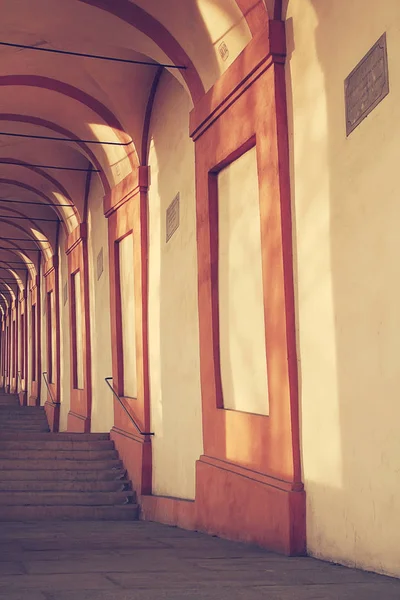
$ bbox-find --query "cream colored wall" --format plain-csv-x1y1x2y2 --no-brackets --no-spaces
87,174,114,433
286,0,400,577
218,147,269,416
39,266,47,407
27,292,33,396
119,234,137,398
58,228,70,431
73,271,84,390
148,71,203,500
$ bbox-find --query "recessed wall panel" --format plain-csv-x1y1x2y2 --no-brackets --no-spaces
118,234,137,398
217,146,269,416
73,271,84,390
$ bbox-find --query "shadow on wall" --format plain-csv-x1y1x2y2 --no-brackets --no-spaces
145,1,234,500
147,70,208,500
285,0,400,577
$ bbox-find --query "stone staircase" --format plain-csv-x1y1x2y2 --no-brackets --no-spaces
0,392,139,520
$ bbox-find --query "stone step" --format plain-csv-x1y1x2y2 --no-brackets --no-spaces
0,415,47,428
0,408,46,412
0,423,49,429
0,504,139,521
0,439,114,451
0,490,136,506
0,418,46,422
0,406,46,419
0,420,49,432
0,393,138,523
0,404,44,408
0,468,126,481
0,432,110,441
0,458,121,470
0,416,47,429
0,479,130,492
0,449,118,460
0,429,50,434
0,418,48,423
0,427,50,432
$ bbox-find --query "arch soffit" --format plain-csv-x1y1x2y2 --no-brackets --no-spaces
0,76,138,188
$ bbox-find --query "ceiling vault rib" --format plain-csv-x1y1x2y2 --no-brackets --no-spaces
0,131,132,146
0,215,60,222
0,160,99,172
0,246,40,251
0,40,187,69
0,238,48,243
0,198,74,208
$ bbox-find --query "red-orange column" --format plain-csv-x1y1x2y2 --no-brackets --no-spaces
5,309,10,393
189,23,305,555
66,224,92,433
18,288,28,406
10,299,18,394
28,275,41,407
104,167,152,495
43,256,60,431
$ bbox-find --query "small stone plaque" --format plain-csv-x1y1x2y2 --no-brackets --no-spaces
218,41,229,62
345,33,389,136
97,247,103,280
166,193,180,242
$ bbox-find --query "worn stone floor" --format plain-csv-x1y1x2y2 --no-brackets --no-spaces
0,521,399,599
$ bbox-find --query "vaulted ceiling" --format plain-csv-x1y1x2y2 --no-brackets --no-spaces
0,0,280,312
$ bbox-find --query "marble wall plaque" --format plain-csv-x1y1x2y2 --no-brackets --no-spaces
345,33,389,136
96,247,103,280
166,193,180,242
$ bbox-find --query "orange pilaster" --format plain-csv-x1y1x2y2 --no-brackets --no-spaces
104,167,152,496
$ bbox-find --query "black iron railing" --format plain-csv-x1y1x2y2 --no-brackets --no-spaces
105,377,153,437
42,371,60,406
17,370,24,393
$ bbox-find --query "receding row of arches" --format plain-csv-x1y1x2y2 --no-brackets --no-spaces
0,0,305,558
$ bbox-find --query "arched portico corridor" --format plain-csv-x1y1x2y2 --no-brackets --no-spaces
0,0,303,557
0,0,400,589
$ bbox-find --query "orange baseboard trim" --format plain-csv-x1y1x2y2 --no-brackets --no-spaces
18,391,27,406
44,401,60,432
195,456,306,556
140,495,197,531
28,394,39,407
139,455,306,556
111,426,152,496
67,410,89,433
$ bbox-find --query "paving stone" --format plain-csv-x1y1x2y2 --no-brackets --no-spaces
0,521,398,599
44,591,259,600
0,563,25,575
24,555,188,575
250,582,400,599
0,593,47,600
0,573,118,591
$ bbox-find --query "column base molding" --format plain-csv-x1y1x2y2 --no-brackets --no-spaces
67,410,89,433
140,455,306,556
110,426,152,496
18,391,27,407
45,401,60,432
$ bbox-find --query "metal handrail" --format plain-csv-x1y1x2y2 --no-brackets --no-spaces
105,377,154,437
17,370,25,393
42,371,60,406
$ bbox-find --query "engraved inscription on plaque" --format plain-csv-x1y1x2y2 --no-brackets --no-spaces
166,193,180,242
63,282,68,306
218,41,229,62
97,247,104,280
345,33,389,136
